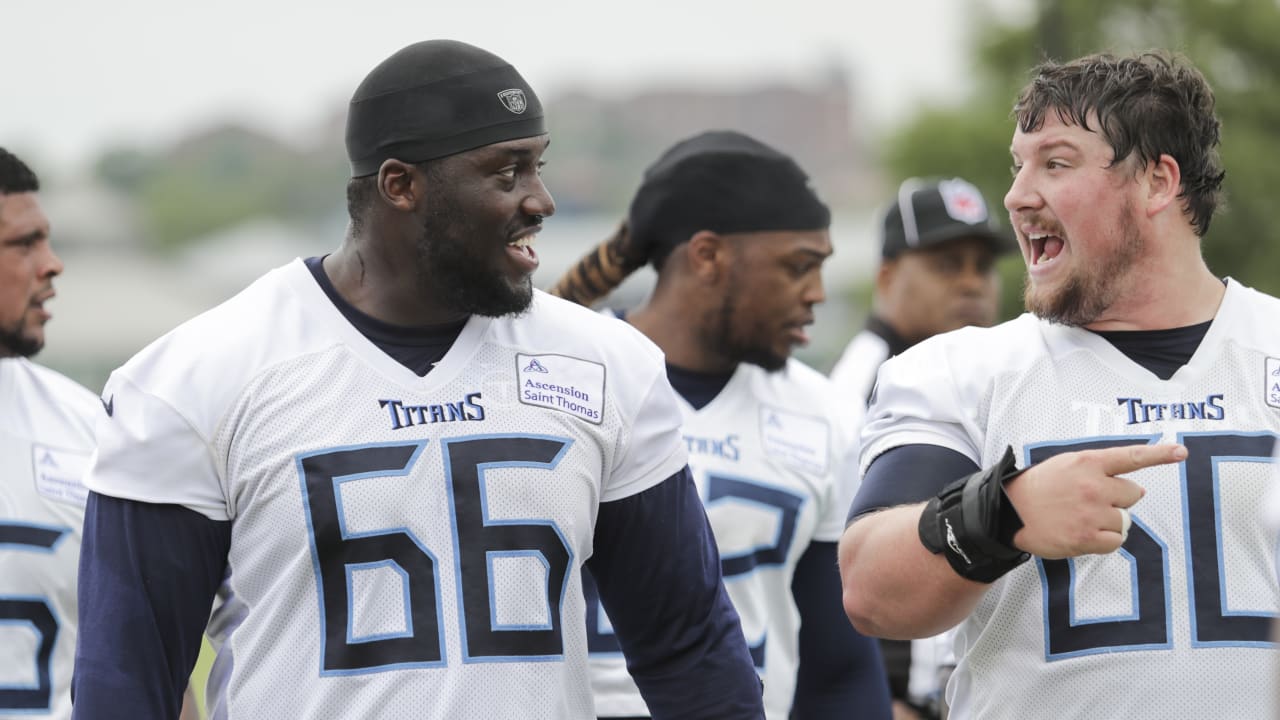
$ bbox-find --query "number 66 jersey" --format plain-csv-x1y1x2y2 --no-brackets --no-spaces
81,260,696,719
859,279,1280,720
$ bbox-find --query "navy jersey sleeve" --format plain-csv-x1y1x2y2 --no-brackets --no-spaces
73,492,230,720
587,466,764,719
847,444,980,522
789,541,892,720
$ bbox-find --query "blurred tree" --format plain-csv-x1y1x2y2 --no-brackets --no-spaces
93,125,348,252
880,0,1280,320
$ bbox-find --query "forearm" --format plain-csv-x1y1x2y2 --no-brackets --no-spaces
838,504,988,639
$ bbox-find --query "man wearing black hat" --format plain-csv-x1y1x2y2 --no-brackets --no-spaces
830,177,1014,412
549,130,892,720
71,41,763,719
828,177,1012,720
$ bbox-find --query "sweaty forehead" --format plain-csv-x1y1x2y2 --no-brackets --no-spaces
1011,111,1109,156
1012,129,1112,166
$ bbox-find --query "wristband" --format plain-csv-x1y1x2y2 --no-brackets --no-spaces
918,446,1030,583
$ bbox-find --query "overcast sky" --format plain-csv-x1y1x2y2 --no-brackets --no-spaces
2,0,1029,172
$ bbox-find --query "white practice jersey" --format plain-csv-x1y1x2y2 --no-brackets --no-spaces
1269,439,1280,584
590,358,850,718
861,279,1280,720
0,358,98,719
84,260,688,720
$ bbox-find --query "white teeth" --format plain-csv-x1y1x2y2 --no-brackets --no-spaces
510,236,533,248
1035,254,1056,265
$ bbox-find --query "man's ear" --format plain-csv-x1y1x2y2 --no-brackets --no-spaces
1144,153,1182,218
685,230,729,283
376,159,421,212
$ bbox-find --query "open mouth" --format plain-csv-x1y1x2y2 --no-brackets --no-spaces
506,233,540,272
1028,232,1065,266
509,234,536,254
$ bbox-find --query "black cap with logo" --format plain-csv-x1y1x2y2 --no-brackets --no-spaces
345,40,545,178
880,177,1016,258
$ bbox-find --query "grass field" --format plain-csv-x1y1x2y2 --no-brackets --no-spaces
190,637,215,719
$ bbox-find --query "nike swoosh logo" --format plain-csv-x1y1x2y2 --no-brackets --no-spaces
101,395,114,417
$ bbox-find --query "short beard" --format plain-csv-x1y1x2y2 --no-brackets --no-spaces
710,272,787,373
414,194,533,320
0,320,42,358
1025,202,1143,326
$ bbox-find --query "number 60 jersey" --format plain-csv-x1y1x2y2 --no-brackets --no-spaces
859,279,1280,720
83,260,691,719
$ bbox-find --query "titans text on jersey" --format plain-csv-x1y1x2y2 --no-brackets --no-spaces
858,279,1280,720
378,393,485,430
80,260,691,720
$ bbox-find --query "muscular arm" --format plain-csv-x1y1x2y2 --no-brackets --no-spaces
840,442,1181,639
587,466,763,719
790,541,891,720
839,504,991,640
837,445,988,640
73,492,230,719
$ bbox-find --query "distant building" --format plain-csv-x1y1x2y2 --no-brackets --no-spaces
544,64,876,213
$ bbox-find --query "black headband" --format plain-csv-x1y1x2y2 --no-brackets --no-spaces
627,131,831,268
346,40,546,177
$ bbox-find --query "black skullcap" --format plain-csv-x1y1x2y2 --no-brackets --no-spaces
628,130,830,268
346,40,546,177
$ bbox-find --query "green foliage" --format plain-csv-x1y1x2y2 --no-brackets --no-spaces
882,0,1280,319
93,125,348,253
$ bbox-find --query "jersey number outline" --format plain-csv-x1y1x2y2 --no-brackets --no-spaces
1027,432,1278,660
585,473,803,669
297,435,573,674
0,522,68,711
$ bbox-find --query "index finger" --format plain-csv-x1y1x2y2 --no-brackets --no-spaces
1095,443,1188,476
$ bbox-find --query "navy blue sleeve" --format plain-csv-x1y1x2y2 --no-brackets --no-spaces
587,466,764,719
789,542,892,720
847,444,980,522
73,492,231,720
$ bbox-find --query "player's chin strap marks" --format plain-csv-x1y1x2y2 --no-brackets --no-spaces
918,446,1030,583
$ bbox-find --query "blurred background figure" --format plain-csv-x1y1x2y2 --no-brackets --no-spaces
830,177,1012,410
550,129,893,720
828,177,1013,720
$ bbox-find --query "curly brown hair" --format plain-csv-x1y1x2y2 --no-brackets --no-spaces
1013,51,1225,237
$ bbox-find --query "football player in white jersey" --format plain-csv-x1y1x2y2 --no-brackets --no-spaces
71,41,763,720
0,148,98,719
550,131,891,719
840,51,1280,719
